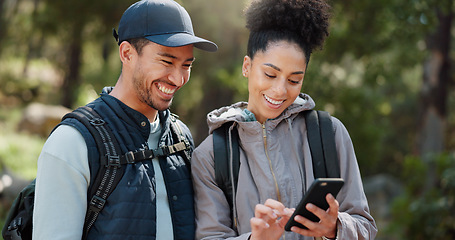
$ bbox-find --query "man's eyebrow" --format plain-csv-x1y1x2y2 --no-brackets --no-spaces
264,63,305,75
158,52,195,62
158,52,177,59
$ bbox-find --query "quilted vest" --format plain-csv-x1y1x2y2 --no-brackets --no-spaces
61,92,195,240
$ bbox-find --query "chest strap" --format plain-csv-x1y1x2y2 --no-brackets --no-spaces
108,141,190,166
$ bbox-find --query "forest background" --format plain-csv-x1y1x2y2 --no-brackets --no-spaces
0,0,454,239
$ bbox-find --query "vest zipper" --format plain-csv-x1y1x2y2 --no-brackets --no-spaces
262,124,281,203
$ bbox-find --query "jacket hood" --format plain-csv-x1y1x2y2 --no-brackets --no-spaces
206,93,316,133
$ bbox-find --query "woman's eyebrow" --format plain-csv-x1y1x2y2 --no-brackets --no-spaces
291,70,305,75
264,63,305,75
264,63,281,71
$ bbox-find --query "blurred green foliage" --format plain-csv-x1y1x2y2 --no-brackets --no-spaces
0,106,45,231
0,107,44,179
387,153,455,239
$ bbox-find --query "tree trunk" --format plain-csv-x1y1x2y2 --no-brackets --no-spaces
61,24,83,108
193,84,234,145
415,8,452,190
22,0,41,75
0,0,5,56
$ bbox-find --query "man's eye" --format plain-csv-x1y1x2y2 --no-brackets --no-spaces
162,60,172,65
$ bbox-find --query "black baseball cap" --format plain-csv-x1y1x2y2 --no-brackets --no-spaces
114,0,217,52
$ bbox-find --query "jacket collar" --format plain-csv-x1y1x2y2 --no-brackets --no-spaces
207,93,316,133
99,87,172,141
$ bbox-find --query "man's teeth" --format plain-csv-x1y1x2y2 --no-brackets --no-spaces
264,95,284,105
158,85,175,94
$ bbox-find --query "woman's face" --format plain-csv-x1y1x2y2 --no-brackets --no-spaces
243,40,306,123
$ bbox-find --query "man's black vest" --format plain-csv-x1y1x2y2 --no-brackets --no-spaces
62,92,195,240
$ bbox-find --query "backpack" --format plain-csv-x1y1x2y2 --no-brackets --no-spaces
2,106,191,240
212,110,340,225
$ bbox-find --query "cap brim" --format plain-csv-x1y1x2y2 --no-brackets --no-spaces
145,33,218,52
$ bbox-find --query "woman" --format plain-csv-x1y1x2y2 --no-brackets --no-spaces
191,0,377,239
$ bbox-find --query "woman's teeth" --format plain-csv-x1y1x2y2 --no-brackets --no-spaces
264,95,284,105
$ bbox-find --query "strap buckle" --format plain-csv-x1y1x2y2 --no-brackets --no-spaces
89,195,106,212
125,151,135,163
7,218,22,231
89,118,105,126
171,142,188,153
106,155,120,168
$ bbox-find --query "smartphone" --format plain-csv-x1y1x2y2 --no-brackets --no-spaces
284,178,344,231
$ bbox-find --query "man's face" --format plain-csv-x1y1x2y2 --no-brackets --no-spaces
132,41,194,111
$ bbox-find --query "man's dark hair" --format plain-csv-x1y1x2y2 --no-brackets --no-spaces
245,0,331,64
126,38,150,55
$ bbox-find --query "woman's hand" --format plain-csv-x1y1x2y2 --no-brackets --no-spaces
249,199,293,240
290,193,339,238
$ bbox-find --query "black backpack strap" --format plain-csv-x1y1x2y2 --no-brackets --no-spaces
317,111,340,178
62,106,124,239
304,110,340,178
304,110,326,178
213,122,240,227
169,114,192,167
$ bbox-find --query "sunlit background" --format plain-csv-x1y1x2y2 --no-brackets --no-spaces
0,0,454,239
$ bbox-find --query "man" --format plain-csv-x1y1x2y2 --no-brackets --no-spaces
32,0,217,239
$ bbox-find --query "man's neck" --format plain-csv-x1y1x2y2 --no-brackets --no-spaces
109,79,158,122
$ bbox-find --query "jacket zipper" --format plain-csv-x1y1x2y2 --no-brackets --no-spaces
263,124,286,240
262,124,282,203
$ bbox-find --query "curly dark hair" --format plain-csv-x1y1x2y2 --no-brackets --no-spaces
245,0,331,63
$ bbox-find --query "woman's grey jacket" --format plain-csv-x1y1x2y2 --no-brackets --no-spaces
192,93,378,240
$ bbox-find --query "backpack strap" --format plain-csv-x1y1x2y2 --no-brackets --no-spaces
317,111,340,178
62,106,124,239
304,110,340,178
169,113,192,167
213,122,240,227
114,140,190,165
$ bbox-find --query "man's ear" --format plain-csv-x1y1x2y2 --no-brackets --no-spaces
242,55,251,77
119,41,135,64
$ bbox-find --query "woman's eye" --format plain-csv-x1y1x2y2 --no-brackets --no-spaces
265,73,275,78
289,79,300,84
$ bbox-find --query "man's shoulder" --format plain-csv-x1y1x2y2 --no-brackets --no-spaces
47,124,85,146
42,124,88,165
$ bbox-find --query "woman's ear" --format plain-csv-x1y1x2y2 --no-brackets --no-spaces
242,55,251,77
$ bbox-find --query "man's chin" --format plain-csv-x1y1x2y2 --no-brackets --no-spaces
149,99,173,111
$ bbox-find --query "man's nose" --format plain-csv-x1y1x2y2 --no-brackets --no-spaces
168,68,187,87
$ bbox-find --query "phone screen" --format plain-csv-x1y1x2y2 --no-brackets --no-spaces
284,178,344,231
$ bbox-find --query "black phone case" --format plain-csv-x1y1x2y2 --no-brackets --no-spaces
284,178,344,231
